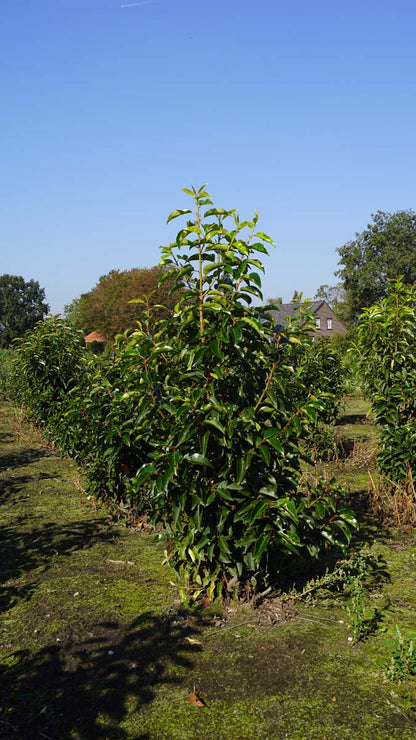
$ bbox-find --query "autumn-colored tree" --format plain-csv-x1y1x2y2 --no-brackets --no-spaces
73,266,178,338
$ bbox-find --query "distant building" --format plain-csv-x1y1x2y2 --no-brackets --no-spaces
268,301,347,339
84,330,107,350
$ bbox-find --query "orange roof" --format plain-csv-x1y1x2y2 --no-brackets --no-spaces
84,330,107,343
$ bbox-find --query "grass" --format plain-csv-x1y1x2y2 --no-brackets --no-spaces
1,399,416,739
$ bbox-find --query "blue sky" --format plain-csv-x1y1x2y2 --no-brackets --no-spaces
1,0,415,313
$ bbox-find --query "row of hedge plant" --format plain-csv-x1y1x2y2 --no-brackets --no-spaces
11,186,357,600
355,278,416,486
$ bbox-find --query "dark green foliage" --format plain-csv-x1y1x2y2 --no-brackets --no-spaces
11,318,147,507
63,296,85,329
119,187,357,598
305,424,339,462
86,340,106,354
336,210,416,321
0,349,15,400
355,279,416,485
295,337,347,462
299,338,346,424
0,274,49,347
12,317,88,433
62,343,152,504
11,320,142,506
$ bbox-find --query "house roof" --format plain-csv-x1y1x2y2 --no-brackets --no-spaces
84,330,107,343
267,301,324,325
266,300,347,335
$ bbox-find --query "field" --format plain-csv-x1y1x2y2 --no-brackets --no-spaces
1,398,416,739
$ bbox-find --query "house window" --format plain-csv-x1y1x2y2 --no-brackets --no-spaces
315,318,321,330
327,318,332,330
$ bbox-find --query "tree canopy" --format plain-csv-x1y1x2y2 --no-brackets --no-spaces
336,209,416,320
314,283,354,325
69,266,178,339
0,274,49,347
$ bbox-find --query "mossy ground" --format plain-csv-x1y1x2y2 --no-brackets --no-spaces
1,400,415,739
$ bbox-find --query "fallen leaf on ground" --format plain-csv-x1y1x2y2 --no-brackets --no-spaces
189,689,207,707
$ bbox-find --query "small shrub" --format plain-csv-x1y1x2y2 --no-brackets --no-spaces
306,423,339,462
299,337,347,424
343,575,382,644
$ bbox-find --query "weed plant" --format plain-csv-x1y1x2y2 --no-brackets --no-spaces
386,626,416,683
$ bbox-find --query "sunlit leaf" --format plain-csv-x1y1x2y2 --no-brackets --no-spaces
167,208,192,223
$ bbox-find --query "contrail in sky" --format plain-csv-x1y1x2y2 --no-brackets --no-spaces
120,1,156,7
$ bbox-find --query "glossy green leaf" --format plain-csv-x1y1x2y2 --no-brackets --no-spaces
259,443,271,466
167,208,192,223
239,316,264,336
255,231,274,245
184,453,212,466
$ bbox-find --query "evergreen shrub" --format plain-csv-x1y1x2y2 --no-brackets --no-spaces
356,279,416,485
12,317,88,433
0,349,15,400
120,186,357,598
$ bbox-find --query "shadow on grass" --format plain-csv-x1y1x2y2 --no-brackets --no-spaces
335,413,371,426
0,517,118,612
0,612,200,739
0,447,54,474
0,431,14,445
0,472,56,505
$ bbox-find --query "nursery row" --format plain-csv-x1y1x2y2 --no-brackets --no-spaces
5,187,357,600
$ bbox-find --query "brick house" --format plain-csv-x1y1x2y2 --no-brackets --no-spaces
268,301,347,339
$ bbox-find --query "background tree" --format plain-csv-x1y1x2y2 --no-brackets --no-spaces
0,274,49,347
336,210,416,320
63,296,87,330
74,265,178,338
314,283,354,325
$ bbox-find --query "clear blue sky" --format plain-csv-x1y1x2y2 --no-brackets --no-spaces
1,0,415,314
